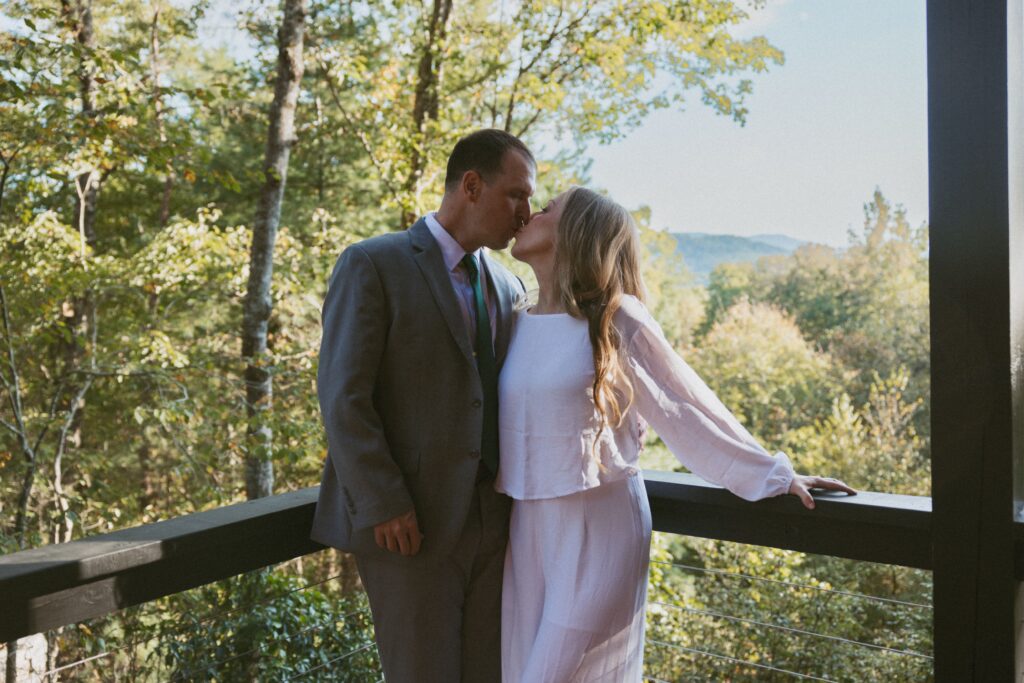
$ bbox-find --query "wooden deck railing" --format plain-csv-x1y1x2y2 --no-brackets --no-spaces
0,471,963,644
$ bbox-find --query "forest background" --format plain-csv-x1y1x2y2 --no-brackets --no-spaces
0,0,932,679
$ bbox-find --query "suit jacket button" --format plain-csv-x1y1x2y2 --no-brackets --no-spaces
470,449,481,459
472,399,482,408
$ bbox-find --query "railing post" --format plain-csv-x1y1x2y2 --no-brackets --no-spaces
928,0,1019,679
1011,0,1024,677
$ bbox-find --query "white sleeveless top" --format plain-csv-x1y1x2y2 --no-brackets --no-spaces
495,295,795,501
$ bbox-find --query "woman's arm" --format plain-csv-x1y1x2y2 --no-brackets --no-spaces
616,297,855,507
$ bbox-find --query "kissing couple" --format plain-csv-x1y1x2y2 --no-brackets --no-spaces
311,129,854,682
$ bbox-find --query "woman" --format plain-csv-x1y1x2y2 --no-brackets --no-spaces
496,187,855,682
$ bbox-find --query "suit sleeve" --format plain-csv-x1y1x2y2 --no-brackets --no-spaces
617,298,795,501
318,244,414,530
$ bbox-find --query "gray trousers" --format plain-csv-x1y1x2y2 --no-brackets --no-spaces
355,477,510,683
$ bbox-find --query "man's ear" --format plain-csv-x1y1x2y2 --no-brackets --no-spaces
461,170,482,202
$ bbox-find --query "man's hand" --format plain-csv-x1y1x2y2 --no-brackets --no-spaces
788,475,857,510
373,509,423,556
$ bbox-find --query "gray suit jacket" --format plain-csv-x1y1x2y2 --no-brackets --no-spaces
311,218,524,560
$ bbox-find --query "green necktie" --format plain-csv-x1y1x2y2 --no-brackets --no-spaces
461,254,499,475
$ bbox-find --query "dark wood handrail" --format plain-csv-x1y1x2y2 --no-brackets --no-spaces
0,471,957,642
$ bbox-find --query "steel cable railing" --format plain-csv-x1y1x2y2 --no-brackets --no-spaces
289,642,378,680
650,559,931,610
649,601,933,661
645,545,933,682
648,638,838,682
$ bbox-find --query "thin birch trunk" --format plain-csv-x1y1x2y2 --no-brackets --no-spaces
64,0,100,244
240,0,307,500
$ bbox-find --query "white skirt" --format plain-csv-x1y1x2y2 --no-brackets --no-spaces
501,473,653,683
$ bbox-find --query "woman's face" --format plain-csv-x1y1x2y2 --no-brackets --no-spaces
511,191,568,264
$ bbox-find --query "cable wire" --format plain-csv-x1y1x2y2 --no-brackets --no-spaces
649,601,932,660
650,559,931,609
648,639,837,682
288,642,377,681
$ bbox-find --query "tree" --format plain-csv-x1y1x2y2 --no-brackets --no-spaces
784,369,928,496
311,0,784,227
635,206,706,350
700,190,930,438
691,299,838,446
240,0,308,500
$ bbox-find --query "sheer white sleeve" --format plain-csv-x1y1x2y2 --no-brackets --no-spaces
617,297,794,501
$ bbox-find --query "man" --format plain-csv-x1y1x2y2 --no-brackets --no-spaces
311,129,535,682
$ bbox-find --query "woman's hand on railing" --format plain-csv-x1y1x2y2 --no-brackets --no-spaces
788,475,857,510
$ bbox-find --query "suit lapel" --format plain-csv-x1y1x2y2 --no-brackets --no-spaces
408,219,476,366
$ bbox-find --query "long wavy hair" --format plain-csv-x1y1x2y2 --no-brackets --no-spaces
554,187,647,448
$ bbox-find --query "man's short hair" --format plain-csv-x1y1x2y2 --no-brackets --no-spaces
444,129,535,193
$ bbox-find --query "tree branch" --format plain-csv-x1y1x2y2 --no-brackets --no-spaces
0,286,33,458
317,61,402,202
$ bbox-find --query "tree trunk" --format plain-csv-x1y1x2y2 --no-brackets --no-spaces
314,95,325,206
1,285,90,680
1,285,32,683
240,0,307,500
62,0,99,497
150,4,175,228
65,0,100,244
0,156,11,220
400,0,453,228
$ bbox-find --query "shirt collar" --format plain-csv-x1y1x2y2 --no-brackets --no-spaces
425,212,483,273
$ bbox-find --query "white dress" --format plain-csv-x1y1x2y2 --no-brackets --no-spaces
496,295,795,683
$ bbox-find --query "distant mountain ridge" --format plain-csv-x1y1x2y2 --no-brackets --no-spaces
669,232,806,282
748,233,806,252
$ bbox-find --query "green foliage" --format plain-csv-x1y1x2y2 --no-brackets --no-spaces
703,191,930,418
691,298,838,445
784,369,929,496
152,571,377,682
696,190,931,470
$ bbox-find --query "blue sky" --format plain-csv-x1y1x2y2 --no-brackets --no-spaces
583,0,928,246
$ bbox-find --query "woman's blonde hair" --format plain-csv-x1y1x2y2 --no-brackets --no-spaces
554,187,646,446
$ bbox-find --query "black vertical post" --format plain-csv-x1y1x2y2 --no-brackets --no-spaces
928,0,1018,680
1010,0,1024,675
